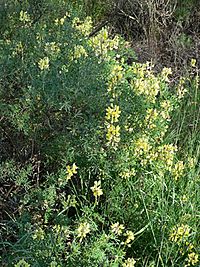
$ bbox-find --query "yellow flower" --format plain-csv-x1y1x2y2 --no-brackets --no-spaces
60,18,65,25
158,144,177,170
177,77,187,99
45,42,60,55
66,163,78,181
186,252,199,266
186,242,194,252
105,104,121,123
91,181,103,203
191,58,196,68
122,258,136,267
106,124,120,146
123,230,135,246
120,168,136,179
54,14,69,26
134,136,151,156
187,157,195,168
111,222,125,235
161,67,172,82
77,222,90,241
32,227,45,240
169,224,190,243
72,16,92,36
132,73,160,103
19,11,31,23
88,29,120,60
145,108,159,129
73,45,88,59
12,41,23,56
38,57,50,70
172,161,184,180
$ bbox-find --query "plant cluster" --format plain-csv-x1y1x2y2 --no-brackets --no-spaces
0,1,199,267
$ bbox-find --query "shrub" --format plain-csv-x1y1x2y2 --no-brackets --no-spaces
0,1,199,267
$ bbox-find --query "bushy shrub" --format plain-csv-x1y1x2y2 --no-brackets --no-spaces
0,1,199,267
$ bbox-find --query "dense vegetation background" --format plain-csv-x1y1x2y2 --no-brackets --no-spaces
0,1,199,266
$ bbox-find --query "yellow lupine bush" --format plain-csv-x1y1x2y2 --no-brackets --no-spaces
2,4,198,267
133,75,160,103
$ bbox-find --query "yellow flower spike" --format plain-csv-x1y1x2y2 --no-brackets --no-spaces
158,144,177,171
77,222,90,242
54,16,66,26
19,10,31,23
38,57,50,71
45,42,60,55
134,136,151,156
110,222,125,235
72,16,92,36
177,77,187,99
169,224,190,243
106,124,120,147
105,104,121,123
66,163,78,181
54,18,59,25
60,17,65,25
122,230,135,247
161,67,172,82
172,161,184,181
90,181,103,204
186,252,199,266
73,45,88,59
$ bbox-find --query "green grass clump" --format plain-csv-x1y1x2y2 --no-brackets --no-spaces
0,1,199,267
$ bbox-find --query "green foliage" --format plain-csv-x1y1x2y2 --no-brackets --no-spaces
0,1,200,267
